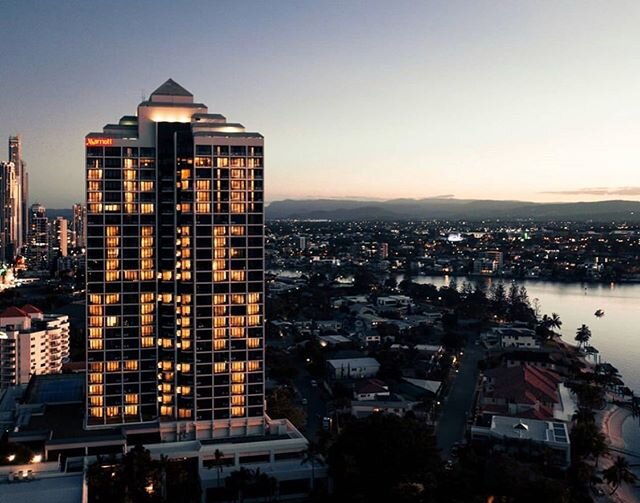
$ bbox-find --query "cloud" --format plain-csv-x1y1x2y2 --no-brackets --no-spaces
542,187,640,196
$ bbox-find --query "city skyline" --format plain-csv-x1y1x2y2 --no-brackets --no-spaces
2,1,640,207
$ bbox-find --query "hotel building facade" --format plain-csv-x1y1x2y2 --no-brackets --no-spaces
85,80,265,439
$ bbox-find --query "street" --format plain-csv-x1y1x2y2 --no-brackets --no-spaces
436,341,484,459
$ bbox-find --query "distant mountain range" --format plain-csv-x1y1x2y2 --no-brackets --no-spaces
266,198,640,221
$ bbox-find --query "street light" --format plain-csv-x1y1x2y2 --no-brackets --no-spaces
31,454,42,463
7,454,15,462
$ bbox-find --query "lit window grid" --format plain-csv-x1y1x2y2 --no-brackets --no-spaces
85,151,158,426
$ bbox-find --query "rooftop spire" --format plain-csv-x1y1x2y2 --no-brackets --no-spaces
150,79,193,98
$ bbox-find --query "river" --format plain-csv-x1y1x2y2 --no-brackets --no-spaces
395,274,640,392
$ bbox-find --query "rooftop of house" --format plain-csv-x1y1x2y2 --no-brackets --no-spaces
484,364,561,406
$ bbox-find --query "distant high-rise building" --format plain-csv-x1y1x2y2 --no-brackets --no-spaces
71,203,87,248
51,216,68,258
8,136,27,252
0,161,20,262
27,203,49,269
85,79,265,436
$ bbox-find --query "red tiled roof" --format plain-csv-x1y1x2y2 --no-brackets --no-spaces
21,304,42,314
485,364,561,407
0,306,28,318
355,379,388,395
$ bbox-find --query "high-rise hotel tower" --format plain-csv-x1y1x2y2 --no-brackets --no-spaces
86,80,264,439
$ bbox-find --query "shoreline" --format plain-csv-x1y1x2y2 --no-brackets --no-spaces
598,404,640,503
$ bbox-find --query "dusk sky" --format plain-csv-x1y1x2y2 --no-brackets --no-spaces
2,0,640,207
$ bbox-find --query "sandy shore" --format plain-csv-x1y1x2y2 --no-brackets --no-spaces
599,404,640,503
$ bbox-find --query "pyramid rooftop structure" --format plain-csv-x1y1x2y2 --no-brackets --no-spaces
150,78,193,98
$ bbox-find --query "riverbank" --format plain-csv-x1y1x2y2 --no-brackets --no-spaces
596,404,640,503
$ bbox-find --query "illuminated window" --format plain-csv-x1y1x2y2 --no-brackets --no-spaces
124,405,138,416
247,315,261,327
231,396,245,406
141,226,154,237
230,328,244,338
89,203,103,213
214,271,227,282
89,396,103,406
247,304,260,315
178,408,192,419
88,168,103,180
107,248,119,258
216,157,229,168
106,237,119,247
231,384,245,395
196,179,210,190
141,303,154,314
106,259,119,270
248,361,261,372
89,305,103,316
248,293,261,303
124,360,138,371
141,337,154,348
230,271,245,281
140,181,154,191
178,363,191,373
214,362,227,374
160,361,173,371
231,362,245,372
106,271,120,281
141,270,154,280
230,226,245,236
213,259,225,271
90,407,103,418
105,294,120,304
214,237,226,248
214,248,227,259
106,361,120,372
123,270,138,281
141,203,154,214
106,316,118,327
231,180,245,190
213,306,226,316
230,316,246,327
89,339,103,350
214,328,226,339
181,340,192,350
196,191,211,202
248,338,261,349
88,327,103,338
232,372,245,383
160,406,173,416
105,204,120,212
89,362,103,372
231,169,244,179
231,203,246,213
88,385,103,395
213,294,227,305
141,315,154,326
106,406,120,418
88,192,102,202
141,325,153,336
88,373,103,384
125,394,138,404
88,316,102,327
196,202,211,213
214,340,227,350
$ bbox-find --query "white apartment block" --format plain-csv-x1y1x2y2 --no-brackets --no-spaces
0,304,70,388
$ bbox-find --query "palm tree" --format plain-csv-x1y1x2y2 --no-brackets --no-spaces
602,456,638,495
575,324,592,349
301,442,324,492
572,407,595,424
549,313,562,331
